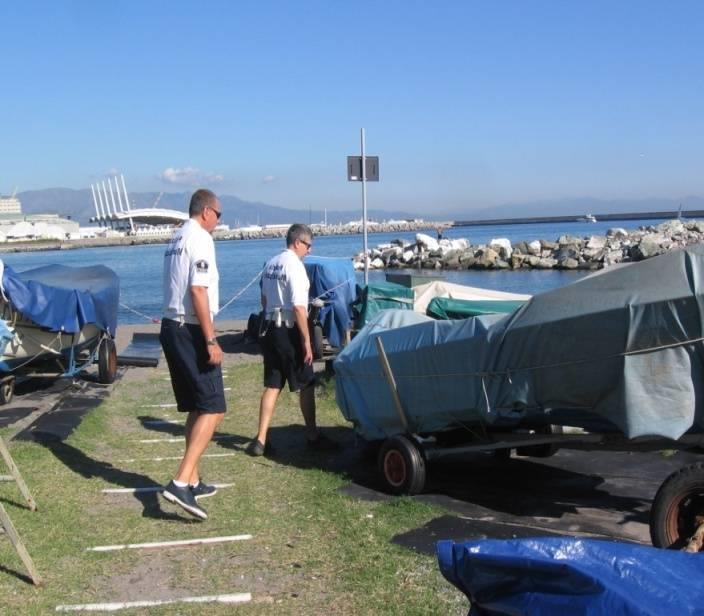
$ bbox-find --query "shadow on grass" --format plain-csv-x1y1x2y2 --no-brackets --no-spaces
36,436,197,522
136,415,250,448
0,562,34,585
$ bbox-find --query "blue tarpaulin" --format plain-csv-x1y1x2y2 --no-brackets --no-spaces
304,256,356,348
437,537,704,615
1,262,119,336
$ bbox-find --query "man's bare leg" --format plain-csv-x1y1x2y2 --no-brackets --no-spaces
174,412,224,484
255,387,281,444
184,412,199,485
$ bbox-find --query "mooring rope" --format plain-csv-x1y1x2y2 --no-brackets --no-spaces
219,269,264,314
119,302,160,324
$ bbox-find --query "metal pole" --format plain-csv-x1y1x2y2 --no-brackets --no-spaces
95,184,106,224
361,128,369,285
90,184,100,221
113,177,126,213
120,174,135,233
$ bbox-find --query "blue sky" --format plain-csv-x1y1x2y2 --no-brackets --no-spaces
1,1,702,215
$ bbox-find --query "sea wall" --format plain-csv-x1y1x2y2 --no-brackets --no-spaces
216,220,449,241
0,220,449,253
352,219,704,271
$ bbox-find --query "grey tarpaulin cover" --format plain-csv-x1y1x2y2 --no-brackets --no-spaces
334,245,704,441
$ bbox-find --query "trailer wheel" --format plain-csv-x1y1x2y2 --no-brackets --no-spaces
0,377,15,405
378,436,426,495
312,324,324,360
650,462,704,549
516,425,563,458
98,338,117,384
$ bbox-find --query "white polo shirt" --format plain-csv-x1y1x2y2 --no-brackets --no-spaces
261,248,309,312
162,219,219,324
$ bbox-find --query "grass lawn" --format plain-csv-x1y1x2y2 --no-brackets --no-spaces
0,358,468,614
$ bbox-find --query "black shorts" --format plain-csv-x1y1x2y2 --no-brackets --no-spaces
159,318,227,414
261,323,315,392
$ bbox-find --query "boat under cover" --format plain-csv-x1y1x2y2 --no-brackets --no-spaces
0,261,119,373
334,245,704,442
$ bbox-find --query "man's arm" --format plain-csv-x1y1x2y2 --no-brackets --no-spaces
191,285,223,365
293,304,313,366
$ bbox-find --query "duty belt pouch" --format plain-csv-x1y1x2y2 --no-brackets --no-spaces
258,312,270,338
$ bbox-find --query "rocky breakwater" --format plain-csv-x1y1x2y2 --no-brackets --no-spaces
352,219,704,271
217,220,451,241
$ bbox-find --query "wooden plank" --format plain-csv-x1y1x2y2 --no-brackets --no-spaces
0,503,41,585
0,437,36,511
374,337,410,432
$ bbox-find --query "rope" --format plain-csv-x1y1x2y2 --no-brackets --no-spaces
219,269,264,314
5,330,64,373
120,302,160,324
311,277,357,302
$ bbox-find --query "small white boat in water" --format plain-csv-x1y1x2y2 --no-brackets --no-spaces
577,214,597,223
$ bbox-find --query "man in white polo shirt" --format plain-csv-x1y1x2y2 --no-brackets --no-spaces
159,188,225,520
246,223,336,456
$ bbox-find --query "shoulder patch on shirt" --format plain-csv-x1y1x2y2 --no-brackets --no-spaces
195,259,209,273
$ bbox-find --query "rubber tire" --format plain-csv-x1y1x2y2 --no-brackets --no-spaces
98,338,118,384
378,435,426,495
0,377,15,405
650,462,704,549
516,424,563,458
312,324,324,360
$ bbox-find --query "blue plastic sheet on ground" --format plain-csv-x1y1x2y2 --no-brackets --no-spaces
437,537,704,615
1,262,119,336
304,256,356,348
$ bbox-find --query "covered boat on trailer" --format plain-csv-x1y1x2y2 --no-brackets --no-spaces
0,261,120,403
334,245,704,548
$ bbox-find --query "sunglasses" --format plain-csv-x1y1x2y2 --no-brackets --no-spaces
207,206,222,220
299,239,312,250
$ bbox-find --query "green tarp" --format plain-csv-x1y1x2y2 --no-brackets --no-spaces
426,297,526,320
354,281,414,328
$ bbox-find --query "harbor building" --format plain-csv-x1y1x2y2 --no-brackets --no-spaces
0,195,21,215
0,194,78,241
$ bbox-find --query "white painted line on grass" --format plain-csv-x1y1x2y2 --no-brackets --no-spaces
137,435,240,444
224,387,231,391
142,403,177,408
87,534,252,552
143,419,183,426
56,592,251,612
117,452,236,463
101,483,234,495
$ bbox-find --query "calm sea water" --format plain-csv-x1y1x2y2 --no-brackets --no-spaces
0,218,670,326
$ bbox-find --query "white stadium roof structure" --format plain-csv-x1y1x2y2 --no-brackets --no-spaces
90,175,187,230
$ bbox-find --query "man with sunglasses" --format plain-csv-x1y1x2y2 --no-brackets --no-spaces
246,223,336,456
159,188,225,520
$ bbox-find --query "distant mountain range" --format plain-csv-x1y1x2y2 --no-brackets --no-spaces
14,188,704,226
15,188,418,226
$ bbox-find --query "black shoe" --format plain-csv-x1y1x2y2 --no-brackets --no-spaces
245,439,273,457
306,433,339,451
245,439,265,456
162,480,208,519
191,481,217,499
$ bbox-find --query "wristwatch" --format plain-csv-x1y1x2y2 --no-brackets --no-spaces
206,337,218,346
